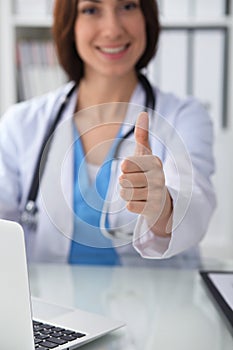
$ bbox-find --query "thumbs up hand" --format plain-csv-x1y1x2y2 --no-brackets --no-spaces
119,112,172,237
134,111,152,156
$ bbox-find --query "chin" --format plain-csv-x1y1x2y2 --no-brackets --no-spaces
100,67,136,79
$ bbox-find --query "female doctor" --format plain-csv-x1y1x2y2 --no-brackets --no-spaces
0,0,216,266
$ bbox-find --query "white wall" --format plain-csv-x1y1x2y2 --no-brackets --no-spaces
201,129,233,260
0,0,16,114
200,13,233,260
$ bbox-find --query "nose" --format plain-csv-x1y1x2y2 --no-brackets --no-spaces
102,10,125,39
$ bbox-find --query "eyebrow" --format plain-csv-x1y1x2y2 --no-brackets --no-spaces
79,0,125,3
78,0,102,3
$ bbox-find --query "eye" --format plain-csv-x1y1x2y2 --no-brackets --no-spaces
78,4,100,16
80,6,98,15
122,1,138,11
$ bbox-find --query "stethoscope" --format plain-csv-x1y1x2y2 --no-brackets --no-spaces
21,73,156,233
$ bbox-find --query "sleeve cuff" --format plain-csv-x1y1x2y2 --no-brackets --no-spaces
133,216,172,258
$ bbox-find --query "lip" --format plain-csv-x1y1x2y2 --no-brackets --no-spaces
96,43,130,59
98,44,129,53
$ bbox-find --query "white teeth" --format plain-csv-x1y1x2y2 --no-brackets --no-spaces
100,45,126,54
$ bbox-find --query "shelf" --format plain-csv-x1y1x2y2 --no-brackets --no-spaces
12,15,52,27
12,15,233,30
161,17,233,29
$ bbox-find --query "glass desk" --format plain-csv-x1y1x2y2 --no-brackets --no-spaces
29,262,233,350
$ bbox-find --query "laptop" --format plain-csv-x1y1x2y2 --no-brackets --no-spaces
0,219,124,350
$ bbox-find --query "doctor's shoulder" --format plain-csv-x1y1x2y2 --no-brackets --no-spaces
153,85,213,130
0,82,74,132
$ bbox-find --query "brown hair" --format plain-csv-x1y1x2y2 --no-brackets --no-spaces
52,0,160,84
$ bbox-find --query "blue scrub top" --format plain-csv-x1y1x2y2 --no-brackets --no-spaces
69,125,122,265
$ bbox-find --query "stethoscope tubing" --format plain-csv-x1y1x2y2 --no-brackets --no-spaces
21,73,156,231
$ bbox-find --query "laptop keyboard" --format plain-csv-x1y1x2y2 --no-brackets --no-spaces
33,320,86,349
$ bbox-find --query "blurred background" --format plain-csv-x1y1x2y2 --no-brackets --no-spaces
0,0,232,263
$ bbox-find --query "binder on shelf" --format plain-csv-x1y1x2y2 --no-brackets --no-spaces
147,46,161,88
16,40,32,101
194,0,226,18
16,39,66,101
13,0,54,16
159,0,227,19
156,0,164,17
149,30,189,99
192,29,225,131
161,0,191,19
47,0,55,15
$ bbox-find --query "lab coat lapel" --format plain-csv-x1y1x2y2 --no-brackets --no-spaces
36,99,76,262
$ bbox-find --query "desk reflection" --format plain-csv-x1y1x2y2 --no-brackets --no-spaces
29,264,233,350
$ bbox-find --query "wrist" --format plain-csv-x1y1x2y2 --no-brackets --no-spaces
147,189,173,237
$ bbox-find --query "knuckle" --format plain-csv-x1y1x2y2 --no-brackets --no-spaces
121,188,133,200
126,201,134,212
121,159,130,172
148,172,165,189
152,156,162,168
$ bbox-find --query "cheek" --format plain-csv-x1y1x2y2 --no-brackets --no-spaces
74,20,89,54
134,32,146,62
139,27,147,52
74,20,80,52
132,16,146,51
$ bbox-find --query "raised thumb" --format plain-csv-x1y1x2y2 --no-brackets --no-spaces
134,112,152,156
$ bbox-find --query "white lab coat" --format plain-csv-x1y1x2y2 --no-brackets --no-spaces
0,81,216,265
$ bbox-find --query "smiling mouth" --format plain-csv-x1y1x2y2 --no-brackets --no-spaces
98,44,130,54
